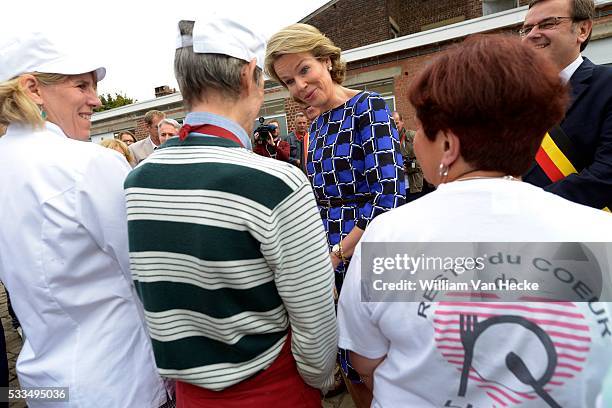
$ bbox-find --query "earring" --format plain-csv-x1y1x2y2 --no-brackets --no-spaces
39,105,47,120
438,162,449,182
328,66,332,71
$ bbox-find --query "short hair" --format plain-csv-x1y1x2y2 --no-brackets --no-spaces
408,34,568,176
294,112,306,120
392,111,403,121
528,0,595,51
0,73,67,128
100,138,135,164
143,110,165,126
157,118,181,131
265,24,347,87
117,130,136,143
175,20,263,108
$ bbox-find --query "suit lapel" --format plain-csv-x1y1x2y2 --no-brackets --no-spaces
566,58,594,115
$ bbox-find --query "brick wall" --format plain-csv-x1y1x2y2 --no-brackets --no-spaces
305,0,494,49
385,0,407,36
467,0,484,19
135,118,147,140
303,0,390,51
392,0,485,35
311,0,533,42
284,99,302,134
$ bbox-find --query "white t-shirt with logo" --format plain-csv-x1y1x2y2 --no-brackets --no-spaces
338,179,612,408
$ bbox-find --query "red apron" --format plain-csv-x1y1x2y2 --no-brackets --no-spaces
176,334,321,408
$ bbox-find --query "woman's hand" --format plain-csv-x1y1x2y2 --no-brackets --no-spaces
330,251,342,270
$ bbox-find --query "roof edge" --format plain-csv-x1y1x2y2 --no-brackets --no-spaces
298,0,340,23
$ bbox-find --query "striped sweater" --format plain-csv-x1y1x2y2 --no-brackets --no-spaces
124,132,337,392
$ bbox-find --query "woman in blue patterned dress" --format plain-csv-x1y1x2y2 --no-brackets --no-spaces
266,23,405,291
266,23,405,406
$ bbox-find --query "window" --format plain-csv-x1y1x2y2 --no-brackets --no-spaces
482,0,520,16
348,79,397,112
258,98,286,118
389,16,400,39
422,16,465,32
359,79,395,111
256,97,289,135
383,96,396,112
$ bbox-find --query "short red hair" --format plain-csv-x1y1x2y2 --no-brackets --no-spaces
409,34,569,175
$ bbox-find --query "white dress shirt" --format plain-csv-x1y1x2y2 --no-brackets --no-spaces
560,54,584,84
0,122,166,407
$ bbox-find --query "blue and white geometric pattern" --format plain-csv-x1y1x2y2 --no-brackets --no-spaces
307,90,405,383
306,91,405,278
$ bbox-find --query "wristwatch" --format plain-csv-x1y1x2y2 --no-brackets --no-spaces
332,243,345,262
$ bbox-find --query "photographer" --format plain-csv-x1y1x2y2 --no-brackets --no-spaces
253,118,290,161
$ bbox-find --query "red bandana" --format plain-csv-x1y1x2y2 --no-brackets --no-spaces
178,123,243,147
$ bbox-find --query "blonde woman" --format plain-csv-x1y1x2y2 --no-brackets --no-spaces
266,24,405,286
100,137,136,167
0,31,168,407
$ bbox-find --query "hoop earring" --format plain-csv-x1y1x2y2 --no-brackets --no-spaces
438,162,449,183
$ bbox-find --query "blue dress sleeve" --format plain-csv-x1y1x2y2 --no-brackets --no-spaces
353,92,405,229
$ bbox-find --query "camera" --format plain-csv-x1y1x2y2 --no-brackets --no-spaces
254,117,276,145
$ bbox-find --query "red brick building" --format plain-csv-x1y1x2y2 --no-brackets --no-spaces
91,0,612,142
302,0,532,50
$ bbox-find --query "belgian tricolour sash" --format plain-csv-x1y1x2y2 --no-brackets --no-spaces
535,125,610,212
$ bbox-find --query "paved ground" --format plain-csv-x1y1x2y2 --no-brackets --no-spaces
0,284,354,408
322,391,357,408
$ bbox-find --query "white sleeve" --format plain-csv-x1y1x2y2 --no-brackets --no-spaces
75,149,132,282
262,177,338,392
338,240,389,359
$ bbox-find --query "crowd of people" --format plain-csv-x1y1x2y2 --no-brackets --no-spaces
0,0,611,407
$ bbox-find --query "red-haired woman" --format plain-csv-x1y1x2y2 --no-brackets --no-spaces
337,34,612,407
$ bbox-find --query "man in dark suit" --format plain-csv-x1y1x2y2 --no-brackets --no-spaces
521,0,612,211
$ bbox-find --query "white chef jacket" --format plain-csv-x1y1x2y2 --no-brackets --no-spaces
0,122,166,407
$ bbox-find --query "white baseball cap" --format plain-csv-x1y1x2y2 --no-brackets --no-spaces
176,15,267,71
0,31,106,82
